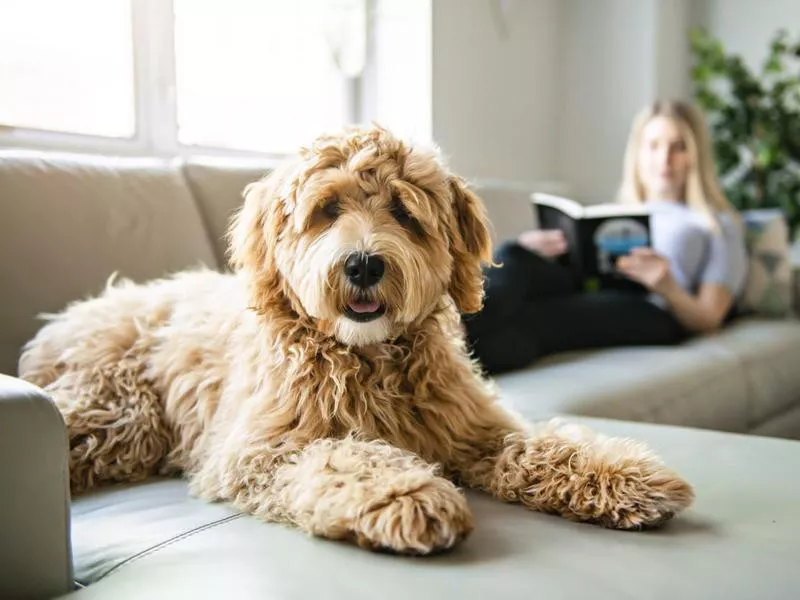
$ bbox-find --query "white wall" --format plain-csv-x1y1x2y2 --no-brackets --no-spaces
556,0,706,204
430,0,564,186
545,0,797,204
557,0,658,204
655,0,694,101
703,0,800,71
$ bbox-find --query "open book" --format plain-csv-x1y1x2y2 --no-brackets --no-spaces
530,193,652,293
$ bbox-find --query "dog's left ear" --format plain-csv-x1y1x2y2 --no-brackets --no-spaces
447,176,493,314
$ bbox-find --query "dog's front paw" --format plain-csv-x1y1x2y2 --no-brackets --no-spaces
560,437,695,530
503,426,695,530
351,476,474,555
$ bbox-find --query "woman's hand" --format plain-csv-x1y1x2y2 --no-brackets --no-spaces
517,229,568,258
616,247,675,294
618,248,734,334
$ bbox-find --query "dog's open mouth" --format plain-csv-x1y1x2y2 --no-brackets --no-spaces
344,298,386,322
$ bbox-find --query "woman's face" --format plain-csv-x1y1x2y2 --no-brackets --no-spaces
636,115,690,201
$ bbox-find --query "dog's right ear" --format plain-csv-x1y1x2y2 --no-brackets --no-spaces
229,178,271,273
227,166,291,312
228,163,298,271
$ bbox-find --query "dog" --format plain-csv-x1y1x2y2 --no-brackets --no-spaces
19,126,693,554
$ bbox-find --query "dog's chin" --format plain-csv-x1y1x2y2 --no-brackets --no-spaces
334,315,392,347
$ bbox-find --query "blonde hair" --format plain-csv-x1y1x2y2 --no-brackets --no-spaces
617,100,737,228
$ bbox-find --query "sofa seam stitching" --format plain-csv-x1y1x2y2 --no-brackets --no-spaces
94,512,245,581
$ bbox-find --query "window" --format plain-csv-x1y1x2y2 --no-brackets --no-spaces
0,0,136,139
173,0,366,154
0,0,377,157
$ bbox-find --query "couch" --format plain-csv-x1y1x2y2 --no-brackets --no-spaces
2,150,799,599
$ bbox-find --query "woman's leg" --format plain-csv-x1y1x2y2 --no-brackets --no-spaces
525,292,689,356
486,241,577,303
469,292,689,375
462,240,576,373
464,241,576,334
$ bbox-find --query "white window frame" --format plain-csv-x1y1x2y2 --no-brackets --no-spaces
0,0,367,159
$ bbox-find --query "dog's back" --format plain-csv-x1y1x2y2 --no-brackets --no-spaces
19,269,241,386
18,268,248,490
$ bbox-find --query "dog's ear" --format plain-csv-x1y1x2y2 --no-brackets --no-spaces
229,171,280,272
447,176,493,314
228,167,291,313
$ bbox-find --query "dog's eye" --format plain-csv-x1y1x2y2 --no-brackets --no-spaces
322,198,341,220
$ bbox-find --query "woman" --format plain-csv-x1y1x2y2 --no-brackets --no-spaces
465,100,748,375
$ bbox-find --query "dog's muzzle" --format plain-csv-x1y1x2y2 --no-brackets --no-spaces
343,252,386,322
344,252,384,289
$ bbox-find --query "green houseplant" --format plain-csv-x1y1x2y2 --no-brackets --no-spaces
689,28,800,238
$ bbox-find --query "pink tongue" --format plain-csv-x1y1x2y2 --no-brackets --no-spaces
348,300,381,314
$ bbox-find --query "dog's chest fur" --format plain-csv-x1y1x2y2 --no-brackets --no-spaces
162,300,468,469
257,328,456,464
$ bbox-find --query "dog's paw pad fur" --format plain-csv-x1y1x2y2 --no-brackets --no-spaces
511,428,695,530
564,438,695,530
351,478,474,555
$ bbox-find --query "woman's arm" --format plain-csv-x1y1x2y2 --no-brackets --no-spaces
616,248,733,334
656,278,733,333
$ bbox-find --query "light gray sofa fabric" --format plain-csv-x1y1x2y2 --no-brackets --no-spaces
0,375,73,600
0,150,219,376
494,317,800,438
180,158,271,267
61,417,800,600
707,318,800,426
752,403,800,439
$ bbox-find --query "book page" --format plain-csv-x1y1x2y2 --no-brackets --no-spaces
530,193,584,220
582,203,650,219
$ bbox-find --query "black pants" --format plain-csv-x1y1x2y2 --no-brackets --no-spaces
463,242,689,375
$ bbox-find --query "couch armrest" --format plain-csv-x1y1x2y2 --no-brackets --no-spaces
0,375,73,599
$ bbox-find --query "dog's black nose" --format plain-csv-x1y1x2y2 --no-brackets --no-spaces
344,253,384,288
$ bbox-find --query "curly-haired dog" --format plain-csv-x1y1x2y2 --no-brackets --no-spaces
20,126,693,554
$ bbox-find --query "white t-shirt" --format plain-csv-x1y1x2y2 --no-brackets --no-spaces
647,199,748,301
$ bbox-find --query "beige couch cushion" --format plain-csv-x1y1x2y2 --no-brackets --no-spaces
471,183,535,243
0,151,217,376
493,317,800,437
752,403,800,439
181,158,272,267
0,375,72,599
495,335,750,433
708,318,800,428
64,417,800,599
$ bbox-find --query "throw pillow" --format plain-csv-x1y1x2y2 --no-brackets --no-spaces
739,209,793,317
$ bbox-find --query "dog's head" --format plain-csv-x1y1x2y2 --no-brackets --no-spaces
229,126,492,347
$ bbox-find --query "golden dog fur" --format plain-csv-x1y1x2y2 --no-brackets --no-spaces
19,126,693,554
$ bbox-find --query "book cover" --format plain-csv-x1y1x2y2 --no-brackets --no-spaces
530,193,652,293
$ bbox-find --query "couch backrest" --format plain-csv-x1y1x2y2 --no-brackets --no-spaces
471,181,574,245
0,151,218,375
181,158,271,267
471,183,538,243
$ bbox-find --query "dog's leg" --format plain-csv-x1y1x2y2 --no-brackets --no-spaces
44,361,174,494
457,418,694,530
193,437,473,554
409,337,693,530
